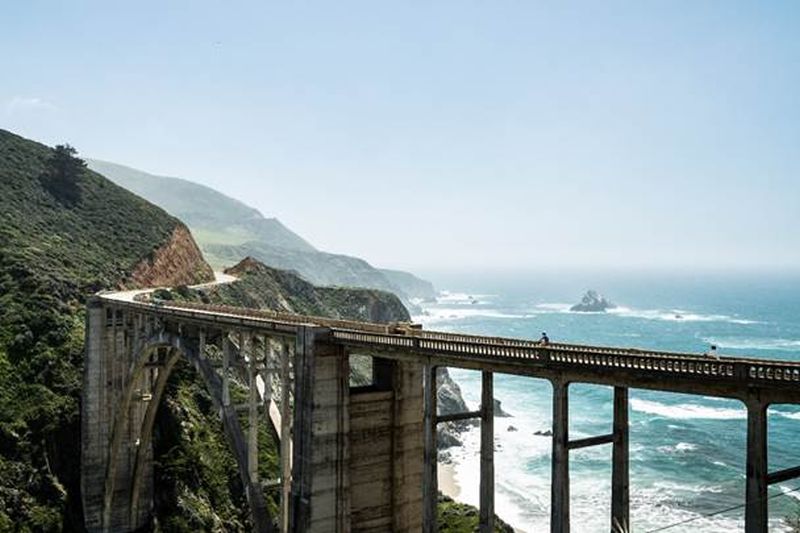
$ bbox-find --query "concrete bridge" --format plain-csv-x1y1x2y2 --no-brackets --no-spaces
81,292,800,533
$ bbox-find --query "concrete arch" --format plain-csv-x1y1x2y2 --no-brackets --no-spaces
100,328,273,533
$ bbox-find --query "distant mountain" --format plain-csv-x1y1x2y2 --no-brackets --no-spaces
88,159,437,303
87,159,315,254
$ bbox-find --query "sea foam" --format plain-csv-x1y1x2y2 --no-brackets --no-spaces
631,399,746,420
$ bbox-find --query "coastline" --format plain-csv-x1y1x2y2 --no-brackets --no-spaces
438,461,461,499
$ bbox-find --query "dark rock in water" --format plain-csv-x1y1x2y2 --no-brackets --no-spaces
570,290,616,312
494,399,512,418
534,429,553,437
507,425,518,432
478,398,512,417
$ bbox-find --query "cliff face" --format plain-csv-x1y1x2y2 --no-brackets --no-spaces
126,224,213,288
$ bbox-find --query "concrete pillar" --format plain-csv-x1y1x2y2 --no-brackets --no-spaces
392,361,425,532
81,299,108,531
551,380,570,533
248,337,259,484
480,371,495,532
290,327,350,533
422,365,438,533
611,387,629,533
280,340,292,533
222,334,231,406
745,400,768,533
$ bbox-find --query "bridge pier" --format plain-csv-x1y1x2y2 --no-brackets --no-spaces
480,371,495,532
280,339,293,533
291,326,351,533
745,399,768,533
550,382,630,533
422,365,438,533
247,334,260,484
551,380,570,533
611,387,630,533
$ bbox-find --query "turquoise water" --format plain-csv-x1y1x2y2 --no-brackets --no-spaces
415,271,800,532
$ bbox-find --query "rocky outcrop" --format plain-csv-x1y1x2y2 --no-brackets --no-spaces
493,399,512,417
216,257,410,322
126,224,214,288
570,290,616,312
437,369,472,449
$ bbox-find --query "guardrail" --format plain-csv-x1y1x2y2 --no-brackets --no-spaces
98,295,800,391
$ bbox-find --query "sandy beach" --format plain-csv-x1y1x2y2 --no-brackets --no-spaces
438,461,461,499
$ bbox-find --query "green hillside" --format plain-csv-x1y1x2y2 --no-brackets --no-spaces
0,129,212,531
87,159,437,302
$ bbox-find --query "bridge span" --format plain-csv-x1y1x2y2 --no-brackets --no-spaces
82,293,800,533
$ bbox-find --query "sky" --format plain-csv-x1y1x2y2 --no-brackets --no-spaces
2,1,799,272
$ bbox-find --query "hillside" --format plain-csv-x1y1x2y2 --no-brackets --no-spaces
87,159,436,302
0,129,213,530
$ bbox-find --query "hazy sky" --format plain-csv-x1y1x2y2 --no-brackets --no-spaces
3,2,799,271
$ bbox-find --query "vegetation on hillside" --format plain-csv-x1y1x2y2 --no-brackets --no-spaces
155,256,411,323
438,494,515,533
0,129,210,530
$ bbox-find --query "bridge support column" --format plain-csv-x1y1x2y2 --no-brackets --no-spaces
391,361,425,531
222,334,231,406
745,399,768,533
611,387,629,533
290,327,350,533
551,380,570,533
422,365,438,533
82,299,110,531
480,371,495,532
280,340,293,533
247,336,259,484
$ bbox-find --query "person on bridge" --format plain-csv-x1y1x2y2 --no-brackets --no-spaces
539,332,550,345
705,344,719,359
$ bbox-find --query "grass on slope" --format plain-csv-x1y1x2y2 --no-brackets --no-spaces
0,129,192,531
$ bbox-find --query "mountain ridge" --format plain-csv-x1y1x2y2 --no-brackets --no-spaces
86,159,437,304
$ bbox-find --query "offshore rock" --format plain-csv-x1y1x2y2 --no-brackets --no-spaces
570,290,616,312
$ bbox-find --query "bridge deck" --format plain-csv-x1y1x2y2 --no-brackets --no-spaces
97,295,800,403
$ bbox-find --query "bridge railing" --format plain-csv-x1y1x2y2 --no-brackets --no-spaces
331,327,800,390
101,296,800,391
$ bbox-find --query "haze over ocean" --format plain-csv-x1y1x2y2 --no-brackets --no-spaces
415,270,800,532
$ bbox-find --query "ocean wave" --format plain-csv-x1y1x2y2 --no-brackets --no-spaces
771,410,800,421
436,290,495,304
656,442,698,454
535,302,572,312
631,399,746,420
609,306,760,324
533,303,760,325
447,424,748,532
702,336,800,352
412,307,528,324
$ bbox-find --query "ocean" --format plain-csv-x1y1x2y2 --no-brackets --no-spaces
413,270,800,532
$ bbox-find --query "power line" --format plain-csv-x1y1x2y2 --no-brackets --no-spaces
645,483,800,532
